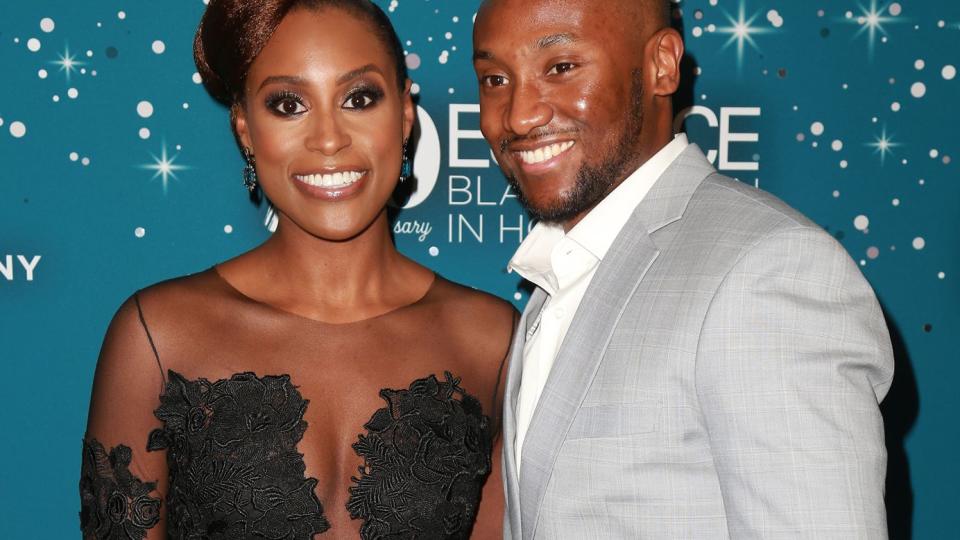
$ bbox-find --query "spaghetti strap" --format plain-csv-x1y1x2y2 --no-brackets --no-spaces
84,272,511,538
133,292,166,384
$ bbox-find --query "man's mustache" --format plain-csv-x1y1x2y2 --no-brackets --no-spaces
498,128,580,154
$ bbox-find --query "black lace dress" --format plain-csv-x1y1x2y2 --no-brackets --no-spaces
81,270,512,539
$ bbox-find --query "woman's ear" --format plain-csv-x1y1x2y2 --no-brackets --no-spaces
232,103,253,150
402,78,416,141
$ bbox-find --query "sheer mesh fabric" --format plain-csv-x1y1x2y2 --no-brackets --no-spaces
83,269,514,539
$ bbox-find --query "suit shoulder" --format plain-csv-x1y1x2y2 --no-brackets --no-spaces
659,174,852,280
689,174,826,239
690,178,868,291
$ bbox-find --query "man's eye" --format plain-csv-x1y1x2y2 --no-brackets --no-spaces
547,63,576,75
483,75,508,87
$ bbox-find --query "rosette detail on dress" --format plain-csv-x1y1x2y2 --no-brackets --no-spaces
148,370,329,539
347,372,492,539
79,439,161,539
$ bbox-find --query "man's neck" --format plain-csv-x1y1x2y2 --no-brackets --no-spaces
561,139,671,232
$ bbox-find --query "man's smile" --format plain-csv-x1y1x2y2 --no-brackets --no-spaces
516,141,576,165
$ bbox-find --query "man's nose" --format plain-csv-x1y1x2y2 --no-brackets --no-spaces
505,81,553,136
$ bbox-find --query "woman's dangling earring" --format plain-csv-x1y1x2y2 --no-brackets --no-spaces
242,147,258,193
399,139,412,183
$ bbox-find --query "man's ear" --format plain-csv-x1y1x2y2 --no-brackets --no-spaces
647,28,684,97
232,103,253,150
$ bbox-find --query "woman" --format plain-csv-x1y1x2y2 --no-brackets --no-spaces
79,1,515,538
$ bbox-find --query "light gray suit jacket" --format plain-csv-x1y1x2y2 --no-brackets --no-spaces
502,145,894,539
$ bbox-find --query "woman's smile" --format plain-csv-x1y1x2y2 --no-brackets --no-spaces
292,169,369,201
232,6,414,241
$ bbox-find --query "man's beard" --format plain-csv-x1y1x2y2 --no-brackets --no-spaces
506,69,645,224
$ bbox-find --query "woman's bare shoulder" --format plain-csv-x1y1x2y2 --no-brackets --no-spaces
430,275,518,327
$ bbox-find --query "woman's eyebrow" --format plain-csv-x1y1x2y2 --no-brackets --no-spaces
255,65,383,92
336,64,382,85
258,75,307,92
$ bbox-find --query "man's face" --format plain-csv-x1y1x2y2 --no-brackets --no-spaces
473,0,648,225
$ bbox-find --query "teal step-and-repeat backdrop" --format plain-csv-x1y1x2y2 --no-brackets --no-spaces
1,1,956,537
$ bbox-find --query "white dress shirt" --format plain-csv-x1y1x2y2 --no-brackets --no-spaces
508,134,689,473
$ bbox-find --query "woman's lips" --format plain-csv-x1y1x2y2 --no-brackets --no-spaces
292,170,368,201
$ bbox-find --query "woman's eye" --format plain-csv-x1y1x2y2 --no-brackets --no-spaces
547,63,576,75
343,93,376,109
483,75,508,88
280,99,305,115
267,94,307,116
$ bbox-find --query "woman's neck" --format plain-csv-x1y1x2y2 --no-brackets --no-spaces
225,209,429,322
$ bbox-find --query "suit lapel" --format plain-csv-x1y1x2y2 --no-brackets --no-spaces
503,288,548,538
518,226,660,539
516,144,717,539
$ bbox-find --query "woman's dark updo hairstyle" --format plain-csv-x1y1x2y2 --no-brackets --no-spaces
194,0,408,108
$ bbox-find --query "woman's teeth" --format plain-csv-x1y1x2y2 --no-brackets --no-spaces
518,141,575,165
295,171,365,188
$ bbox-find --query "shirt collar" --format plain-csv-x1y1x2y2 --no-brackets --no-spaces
508,223,567,293
509,134,689,290
567,133,689,259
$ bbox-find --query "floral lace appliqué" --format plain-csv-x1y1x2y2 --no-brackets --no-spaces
147,370,330,539
347,372,492,539
79,438,161,539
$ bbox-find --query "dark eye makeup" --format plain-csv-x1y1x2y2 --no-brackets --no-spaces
265,90,307,117
262,82,386,116
343,82,385,110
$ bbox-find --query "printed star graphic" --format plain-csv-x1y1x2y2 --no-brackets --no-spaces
716,0,775,72
139,143,188,194
50,44,85,82
866,127,900,166
846,0,904,59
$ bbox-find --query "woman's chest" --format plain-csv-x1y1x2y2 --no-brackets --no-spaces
150,361,493,539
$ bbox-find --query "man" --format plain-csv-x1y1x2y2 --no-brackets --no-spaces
472,0,894,538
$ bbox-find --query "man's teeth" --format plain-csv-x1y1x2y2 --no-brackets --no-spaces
295,171,365,188
518,141,575,165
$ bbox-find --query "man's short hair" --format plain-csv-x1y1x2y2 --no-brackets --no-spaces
644,0,673,29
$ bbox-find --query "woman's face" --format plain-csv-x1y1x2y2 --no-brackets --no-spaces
235,7,413,241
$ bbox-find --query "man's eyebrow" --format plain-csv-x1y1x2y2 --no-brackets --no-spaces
537,33,578,49
473,33,579,62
